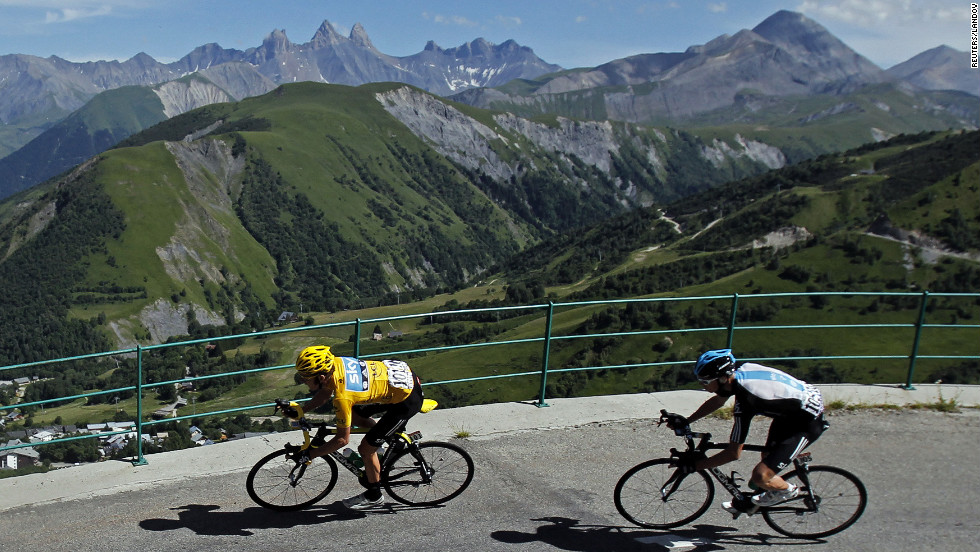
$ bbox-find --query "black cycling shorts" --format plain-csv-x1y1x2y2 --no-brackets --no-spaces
762,414,826,473
352,376,423,447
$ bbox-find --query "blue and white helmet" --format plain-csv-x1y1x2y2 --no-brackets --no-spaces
694,349,736,381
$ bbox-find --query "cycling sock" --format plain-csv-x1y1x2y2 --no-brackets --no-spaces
365,485,382,501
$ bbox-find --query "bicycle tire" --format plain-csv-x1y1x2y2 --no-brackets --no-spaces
246,449,338,511
762,465,867,539
614,458,715,529
382,441,474,506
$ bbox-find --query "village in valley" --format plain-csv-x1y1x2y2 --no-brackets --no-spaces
1,375,276,473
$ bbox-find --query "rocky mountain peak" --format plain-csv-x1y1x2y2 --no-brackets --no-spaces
348,23,376,51
751,9,884,86
123,52,166,73
253,28,293,63
753,10,853,61
452,38,493,58
752,10,825,41
310,20,345,48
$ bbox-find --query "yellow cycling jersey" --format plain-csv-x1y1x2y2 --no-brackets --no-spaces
328,356,415,428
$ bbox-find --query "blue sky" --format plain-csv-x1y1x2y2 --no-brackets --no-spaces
0,1,971,69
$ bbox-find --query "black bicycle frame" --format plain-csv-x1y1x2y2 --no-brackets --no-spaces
669,433,816,512
315,426,431,486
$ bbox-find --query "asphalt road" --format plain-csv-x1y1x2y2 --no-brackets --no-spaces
2,408,978,552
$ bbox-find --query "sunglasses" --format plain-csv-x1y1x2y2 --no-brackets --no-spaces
698,377,718,385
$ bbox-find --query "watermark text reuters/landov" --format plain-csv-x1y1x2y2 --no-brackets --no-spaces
973,3,979,68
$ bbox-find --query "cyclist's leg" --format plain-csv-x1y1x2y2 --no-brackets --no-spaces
754,415,825,489
361,381,423,450
358,381,423,490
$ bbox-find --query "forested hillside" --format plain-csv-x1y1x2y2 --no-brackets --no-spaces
3,129,976,440
0,81,791,365
496,130,979,295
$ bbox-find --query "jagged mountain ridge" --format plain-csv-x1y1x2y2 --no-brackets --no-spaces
452,11,976,127
0,20,559,156
2,10,976,202
0,21,558,199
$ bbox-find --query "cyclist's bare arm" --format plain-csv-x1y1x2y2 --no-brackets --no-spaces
665,395,739,471
686,394,730,425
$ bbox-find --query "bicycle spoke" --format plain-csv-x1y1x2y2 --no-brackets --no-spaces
614,459,714,529
762,466,867,539
246,450,338,511
383,442,474,506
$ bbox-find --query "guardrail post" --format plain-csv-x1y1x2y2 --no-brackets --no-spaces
132,344,148,466
536,302,555,408
726,293,740,349
904,291,929,390
354,318,362,357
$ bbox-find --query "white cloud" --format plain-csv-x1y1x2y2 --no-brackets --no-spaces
422,12,477,27
0,1,151,24
795,0,959,28
708,3,727,13
794,0,967,65
45,5,113,23
495,15,523,27
575,16,587,23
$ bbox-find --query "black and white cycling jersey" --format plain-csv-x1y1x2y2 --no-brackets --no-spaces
724,362,824,444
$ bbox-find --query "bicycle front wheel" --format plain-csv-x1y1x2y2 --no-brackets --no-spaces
382,441,474,506
246,449,338,511
762,465,867,539
614,458,714,529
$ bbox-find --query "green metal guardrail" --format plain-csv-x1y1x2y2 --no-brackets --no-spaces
2,291,978,466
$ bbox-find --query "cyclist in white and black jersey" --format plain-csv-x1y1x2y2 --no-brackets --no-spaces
668,349,826,515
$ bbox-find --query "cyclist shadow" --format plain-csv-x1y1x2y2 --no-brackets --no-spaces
138,501,434,536
490,516,823,551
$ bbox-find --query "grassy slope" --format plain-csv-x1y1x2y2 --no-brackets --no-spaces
14,118,980,427
57,82,534,331
74,142,280,321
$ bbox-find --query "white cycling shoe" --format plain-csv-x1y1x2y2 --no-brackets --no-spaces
343,491,386,510
751,484,800,507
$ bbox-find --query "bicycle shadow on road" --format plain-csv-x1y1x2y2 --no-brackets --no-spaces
138,501,431,536
490,517,822,551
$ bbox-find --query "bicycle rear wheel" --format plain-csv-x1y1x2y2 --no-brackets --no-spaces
246,449,338,511
382,441,474,506
762,465,867,539
614,458,714,529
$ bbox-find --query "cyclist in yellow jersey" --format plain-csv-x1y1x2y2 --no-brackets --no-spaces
293,345,422,510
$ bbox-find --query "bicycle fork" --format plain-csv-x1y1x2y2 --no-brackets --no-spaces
394,438,436,484
288,462,309,487
789,453,818,513
378,431,435,486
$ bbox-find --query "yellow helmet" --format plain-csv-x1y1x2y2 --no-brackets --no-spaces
295,346,335,378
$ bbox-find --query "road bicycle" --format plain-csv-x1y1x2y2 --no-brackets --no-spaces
246,398,474,511
614,410,867,539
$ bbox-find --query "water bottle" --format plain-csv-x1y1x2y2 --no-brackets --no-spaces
343,447,364,468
